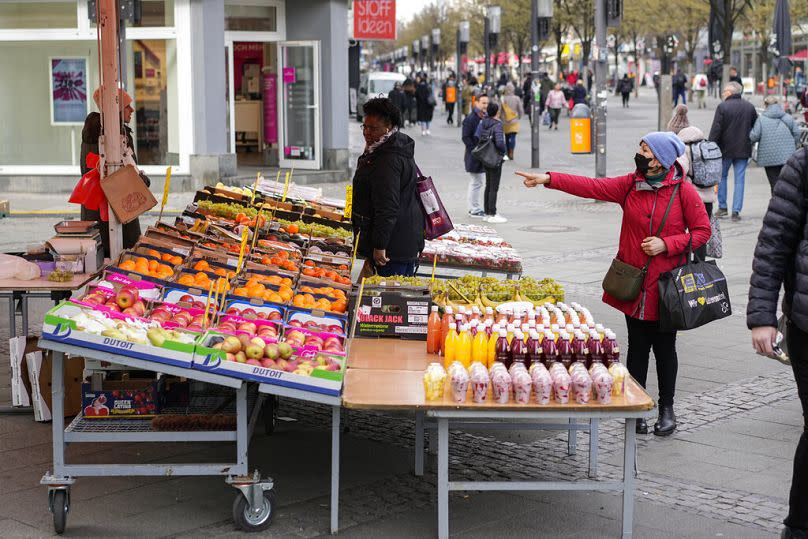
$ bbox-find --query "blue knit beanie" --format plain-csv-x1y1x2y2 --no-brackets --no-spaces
641,131,685,170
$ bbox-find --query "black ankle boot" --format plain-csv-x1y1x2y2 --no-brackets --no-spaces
636,418,648,434
654,405,676,436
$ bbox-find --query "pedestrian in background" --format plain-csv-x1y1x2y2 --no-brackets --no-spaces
750,96,803,193
691,73,708,109
618,74,633,108
521,73,533,120
747,147,808,539
462,75,477,117
545,83,566,130
387,82,407,127
442,73,458,125
415,76,435,136
475,102,507,224
672,69,687,106
402,78,417,127
462,93,490,218
518,132,711,436
572,79,588,106
668,105,717,260
729,66,742,85
501,83,524,161
709,81,758,221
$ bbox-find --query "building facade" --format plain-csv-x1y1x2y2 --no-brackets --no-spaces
0,0,349,192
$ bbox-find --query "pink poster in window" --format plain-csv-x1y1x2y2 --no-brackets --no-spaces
282,67,296,84
263,72,277,145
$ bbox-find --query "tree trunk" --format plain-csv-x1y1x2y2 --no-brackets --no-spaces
581,40,592,72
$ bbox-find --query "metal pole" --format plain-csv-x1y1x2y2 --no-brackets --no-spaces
531,0,541,168
594,0,607,177
457,29,463,128
484,18,490,88
98,0,125,258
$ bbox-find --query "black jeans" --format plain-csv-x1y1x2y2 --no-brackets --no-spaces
549,107,561,127
695,202,713,260
625,315,679,406
621,92,630,107
786,321,808,530
483,165,503,215
446,102,455,124
765,165,783,193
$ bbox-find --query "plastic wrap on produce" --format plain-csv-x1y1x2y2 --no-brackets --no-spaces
420,224,523,273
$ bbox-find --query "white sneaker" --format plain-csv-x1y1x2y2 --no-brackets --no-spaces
503,155,510,161
487,214,507,224
481,215,491,222
426,129,431,136
421,130,426,136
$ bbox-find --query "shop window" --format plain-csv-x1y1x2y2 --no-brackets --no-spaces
89,0,174,28
0,2,78,29
225,4,277,32
131,38,178,165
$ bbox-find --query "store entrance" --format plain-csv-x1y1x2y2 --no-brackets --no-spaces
225,40,278,168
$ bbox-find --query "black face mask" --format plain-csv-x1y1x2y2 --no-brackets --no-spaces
634,153,652,174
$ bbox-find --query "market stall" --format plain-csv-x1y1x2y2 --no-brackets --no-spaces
417,224,524,280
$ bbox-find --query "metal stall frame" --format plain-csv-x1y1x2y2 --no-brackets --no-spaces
37,340,274,535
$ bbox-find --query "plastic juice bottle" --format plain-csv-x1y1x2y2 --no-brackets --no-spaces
589,331,605,367
542,330,558,366
511,330,527,368
595,323,606,341
439,306,453,356
572,331,589,366
443,323,458,368
427,306,442,354
550,324,561,341
495,331,512,368
487,326,499,367
457,324,473,368
603,330,620,366
469,319,478,337
528,319,537,333
506,324,515,345
565,324,576,337
527,330,542,367
558,332,574,369
472,324,488,364
485,320,494,337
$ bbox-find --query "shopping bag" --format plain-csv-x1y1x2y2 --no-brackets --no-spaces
100,164,157,224
471,135,503,168
542,110,552,126
658,251,732,331
415,165,453,240
706,215,723,258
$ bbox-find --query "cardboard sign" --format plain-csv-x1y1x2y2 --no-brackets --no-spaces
353,0,396,41
101,165,158,224
355,289,431,340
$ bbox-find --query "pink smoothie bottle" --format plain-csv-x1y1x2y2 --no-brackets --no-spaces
572,331,589,366
495,331,511,368
510,330,527,369
589,330,605,367
558,332,573,369
542,330,558,367
603,330,620,366
526,330,542,368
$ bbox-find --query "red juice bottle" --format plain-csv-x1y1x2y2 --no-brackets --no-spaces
542,330,558,367
495,331,511,368
526,330,542,368
589,331,605,367
572,331,588,366
511,330,527,368
603,330,620,366
558,332,573,369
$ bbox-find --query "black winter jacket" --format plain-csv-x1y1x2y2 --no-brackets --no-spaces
708,94,758,159
351,131,425,262
748,148,808,332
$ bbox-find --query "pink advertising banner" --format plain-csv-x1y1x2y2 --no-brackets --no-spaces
263,72,278,145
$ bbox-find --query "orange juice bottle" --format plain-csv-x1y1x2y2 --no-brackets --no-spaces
443,323,458,368
457,324,473,368
427,306,441,354
472,323,488,364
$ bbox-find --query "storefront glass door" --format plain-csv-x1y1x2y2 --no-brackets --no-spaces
278,41,320,170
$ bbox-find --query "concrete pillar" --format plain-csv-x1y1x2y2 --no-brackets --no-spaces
189,0,236,183
286,0,350,173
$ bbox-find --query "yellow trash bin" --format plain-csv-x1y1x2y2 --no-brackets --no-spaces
569,103,592,154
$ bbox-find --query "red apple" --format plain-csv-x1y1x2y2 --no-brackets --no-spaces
116,287,139,309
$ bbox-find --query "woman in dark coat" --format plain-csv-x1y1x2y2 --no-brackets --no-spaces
79,88,144,256
352,97,424,277
474,102,507,223
414,77,436,136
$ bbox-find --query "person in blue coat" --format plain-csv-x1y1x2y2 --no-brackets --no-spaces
461,93,489,218
474,102,507,223
749,96,803,193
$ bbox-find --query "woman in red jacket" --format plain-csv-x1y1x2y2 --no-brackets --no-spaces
517,132,711,436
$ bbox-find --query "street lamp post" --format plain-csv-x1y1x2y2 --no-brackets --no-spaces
458,20,470,127
421,35,430,75
412,39,420,75
432,28,440,80
484,6,500,90
593,0,613,177
531,0,553,169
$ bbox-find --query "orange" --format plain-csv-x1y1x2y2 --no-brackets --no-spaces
135,261,149,274
302,268,315,277
304,260,315,267
170,255,183,265
119,260,136,271
161,253,173,262
194,271,209,283
134,256,147,265
281,278,293,288
332,300,347,313
234,287,249,297
287,224,299,234
193,260,210,271
214,268,226,276
267,292,283,303
178,275,195,286
267,275,282,286
315,298,332,310
300,286,314,293
148,260,159,272
292,295,306,307
278,286,294,302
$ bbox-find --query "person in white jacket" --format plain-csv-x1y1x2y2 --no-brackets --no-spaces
668,105,716,258
691,73,709,109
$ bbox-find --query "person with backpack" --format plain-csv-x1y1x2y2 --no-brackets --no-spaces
691,73,708,109
747,147,808,539
668,105,720,259
672,69,688,106
501,83,524,161
750,96,803,193
474,102,507,224
517,132,712,436
618,74,633,108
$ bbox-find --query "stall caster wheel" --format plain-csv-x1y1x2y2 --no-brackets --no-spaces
48,489,70,535
228,472,276,532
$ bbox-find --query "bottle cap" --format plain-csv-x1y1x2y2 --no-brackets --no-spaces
431,305,438,312
446,306,453,314
449,322,456,329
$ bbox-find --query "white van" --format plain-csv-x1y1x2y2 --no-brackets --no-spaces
356,71,406,121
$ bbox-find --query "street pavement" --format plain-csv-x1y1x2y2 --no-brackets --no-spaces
0,87,799,537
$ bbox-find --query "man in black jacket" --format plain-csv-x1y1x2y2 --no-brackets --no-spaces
462,94,489,218
709,81,758,221
672,69,687,106
352,97,424,277
748,147,808,539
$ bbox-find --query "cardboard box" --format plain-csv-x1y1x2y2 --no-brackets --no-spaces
20,341,84,420
100,165,158,224
81,378,161,418
354,287,432,340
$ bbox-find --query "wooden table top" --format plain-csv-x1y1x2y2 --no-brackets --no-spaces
0,272,97,292
347,338,434,371
342,368,655,413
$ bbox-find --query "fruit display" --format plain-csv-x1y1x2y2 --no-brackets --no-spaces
77,285,148,317
297,284,347,302
431,275,564,309
290,292,347,313
224,303,284,321
214,182,253,198
214,315,280,342
190,259,237,278
175,270,230,294
420,237,522,273
149,302,208,333
135,247,184,266
231,276,294,304
275,219,352,240
286,312,347,336
281,326,346,355
300,261,352,286
48,269,74,282
257,251,299,272
196,199,258,221
117,255,175,280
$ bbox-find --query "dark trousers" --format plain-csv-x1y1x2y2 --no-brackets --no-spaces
549,107,561,127
695,202,713,260
483,165,502,215
673,88,687,106
786,321,808,530
375,260,417,277
765,165,783,193
625,315,679,407
81,206,141,258
446,102,455,124
621,92,630,107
